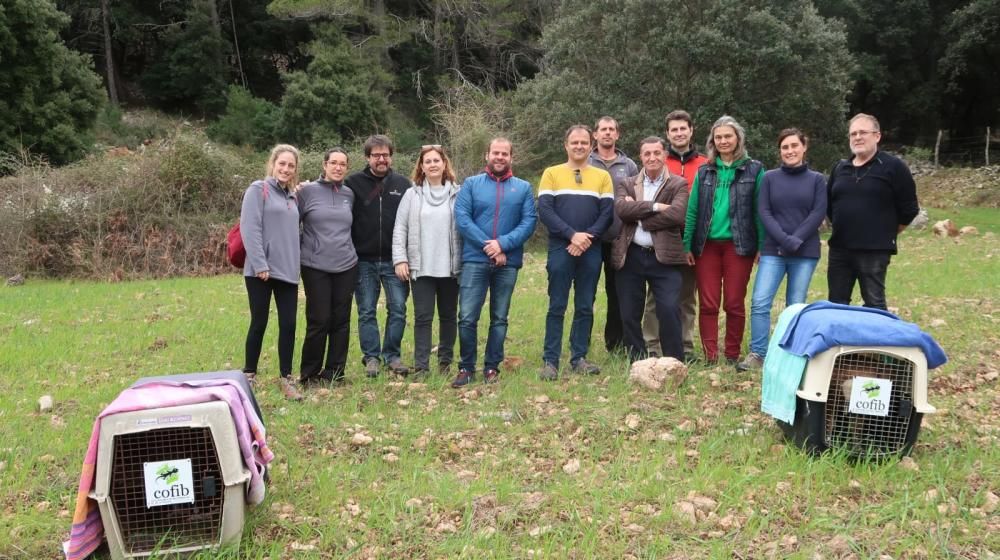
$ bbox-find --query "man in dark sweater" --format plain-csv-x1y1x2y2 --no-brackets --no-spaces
827,113,919,310
588,116,638,354
347,135,412,376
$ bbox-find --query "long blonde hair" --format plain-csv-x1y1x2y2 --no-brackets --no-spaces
265,144,300,186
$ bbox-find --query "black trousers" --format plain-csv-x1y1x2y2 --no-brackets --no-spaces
827,248,891,310
300,264,358,379
411,276,459,370
615,244,684,361
601,240,624,352
244,276,298,377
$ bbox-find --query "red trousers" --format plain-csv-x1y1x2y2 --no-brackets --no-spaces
694,240,755,361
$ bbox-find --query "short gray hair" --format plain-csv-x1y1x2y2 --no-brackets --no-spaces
849,113,881,132
705,115,747,162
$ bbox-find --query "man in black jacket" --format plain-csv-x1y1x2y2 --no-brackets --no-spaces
827,114,919,310
347,135,412,376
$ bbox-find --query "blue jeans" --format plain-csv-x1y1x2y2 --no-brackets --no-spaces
543,244,602,367
458,262,519,372
749,255,818,356
355,260,409,363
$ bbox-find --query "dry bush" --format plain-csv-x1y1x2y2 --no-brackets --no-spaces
0,129,263,279
431,84,516,180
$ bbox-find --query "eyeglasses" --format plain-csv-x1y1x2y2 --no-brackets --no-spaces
848,130,877,139
421,144,442,150
369,153,391,160
573,169,582,184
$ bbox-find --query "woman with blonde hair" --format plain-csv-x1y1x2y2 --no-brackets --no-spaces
392,145,462,375
682,116,765,366
240,144,303,400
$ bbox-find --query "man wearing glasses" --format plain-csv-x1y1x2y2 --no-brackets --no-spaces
537,124,615,380
347,134,413,377
826,113,919,310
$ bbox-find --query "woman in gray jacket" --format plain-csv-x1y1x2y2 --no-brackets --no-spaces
298,147,358,385
393,145,462,375
240,144,302,400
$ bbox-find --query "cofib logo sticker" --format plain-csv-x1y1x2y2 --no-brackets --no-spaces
143,458,195,508
848,376,892,417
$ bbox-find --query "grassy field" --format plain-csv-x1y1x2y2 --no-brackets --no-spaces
1,213,998,559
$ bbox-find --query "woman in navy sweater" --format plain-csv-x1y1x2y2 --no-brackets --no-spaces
738,129,826,371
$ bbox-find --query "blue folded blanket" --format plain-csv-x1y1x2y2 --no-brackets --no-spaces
777,301,947,369
761,304,809,423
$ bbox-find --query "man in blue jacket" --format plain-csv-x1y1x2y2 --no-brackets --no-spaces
452,137,538,387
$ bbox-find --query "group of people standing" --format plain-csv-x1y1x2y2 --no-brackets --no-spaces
238,110,918,399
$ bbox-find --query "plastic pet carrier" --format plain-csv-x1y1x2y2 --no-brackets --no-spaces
779,345,936,458
90,400,250,559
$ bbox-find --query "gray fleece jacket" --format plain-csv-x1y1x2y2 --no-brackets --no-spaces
297,179,358,273
392,181,462,277
240,178,300,284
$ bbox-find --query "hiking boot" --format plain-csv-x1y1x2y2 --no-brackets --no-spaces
483,368,499,384
451,368,475,388
539,362,559,381
364,357,380,378
388,358,411,377
439,362,453,375
736,352,764,372
279,376,303,401
571,358,601,375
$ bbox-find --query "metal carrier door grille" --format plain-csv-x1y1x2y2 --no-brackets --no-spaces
110,427,224,553
824,352,915,457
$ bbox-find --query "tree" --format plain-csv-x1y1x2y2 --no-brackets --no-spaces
0,0,105,166
278,24,392,147
939,0,1000,137
139,0,229,115
513,0,854,171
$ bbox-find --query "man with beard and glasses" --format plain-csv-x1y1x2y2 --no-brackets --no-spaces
451,137,537,387
347,134,413,378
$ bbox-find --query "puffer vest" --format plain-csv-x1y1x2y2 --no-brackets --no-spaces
689,159,764,257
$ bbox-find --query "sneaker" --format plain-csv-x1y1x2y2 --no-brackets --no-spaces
388,358,411,377
539,362,559,381
279,376,303,401
451,368,475,388
364,357,380,378
736,352,764,372
483,368,499,384
571,358,601,375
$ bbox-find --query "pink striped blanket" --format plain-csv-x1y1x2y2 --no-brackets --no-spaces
63,378,272,560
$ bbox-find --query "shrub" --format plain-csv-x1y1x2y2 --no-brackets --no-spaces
207,86,282,150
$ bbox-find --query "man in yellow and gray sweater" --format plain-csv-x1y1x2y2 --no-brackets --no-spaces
537,124,615,380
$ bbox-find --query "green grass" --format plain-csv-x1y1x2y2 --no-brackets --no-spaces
1,214,998,559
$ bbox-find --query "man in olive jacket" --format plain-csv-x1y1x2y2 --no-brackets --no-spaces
611,136,689,362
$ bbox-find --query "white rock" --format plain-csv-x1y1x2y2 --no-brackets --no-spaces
38,395,53,412
624,413,641,430
351,433,373,446
405,498,423,508
959,225,979,236
983,491,999,514
628,357,687,391
562,458,581,475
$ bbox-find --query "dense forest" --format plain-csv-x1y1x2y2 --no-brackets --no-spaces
3,0,999,172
